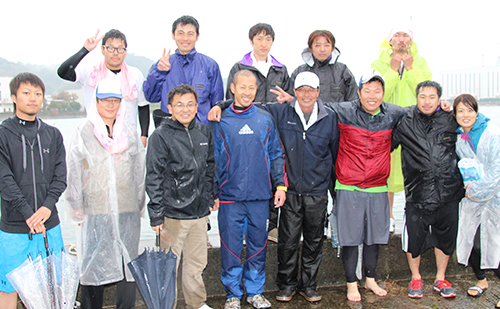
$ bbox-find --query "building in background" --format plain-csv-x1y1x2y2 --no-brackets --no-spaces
439,61,500,101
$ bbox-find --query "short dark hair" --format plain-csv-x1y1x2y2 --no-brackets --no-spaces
249,23,275,41
308,30,335,49
359,77,384,92
10,72,45,96
172,15,199,35
102,29,127,48
453,94,478,116
168,84,198,105
416,80,442,98
10,72,45,112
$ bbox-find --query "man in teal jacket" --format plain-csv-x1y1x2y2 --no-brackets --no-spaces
371,26,432,232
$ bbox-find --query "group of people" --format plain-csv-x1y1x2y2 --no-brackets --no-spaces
0,14,499,309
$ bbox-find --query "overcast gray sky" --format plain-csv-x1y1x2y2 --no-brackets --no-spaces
1,0,499,80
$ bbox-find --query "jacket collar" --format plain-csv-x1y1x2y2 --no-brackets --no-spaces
290,98,329,121
301,47,341,67
175,47,197,64
240,52,283,67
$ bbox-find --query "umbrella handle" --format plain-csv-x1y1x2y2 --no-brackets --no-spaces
156,234,160,248
43,230,50,258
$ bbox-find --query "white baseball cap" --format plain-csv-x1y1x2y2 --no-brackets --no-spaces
96,78,123,100
294,72,320,89
358,70,385,87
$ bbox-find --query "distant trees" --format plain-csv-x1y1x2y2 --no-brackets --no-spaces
47,90,81,114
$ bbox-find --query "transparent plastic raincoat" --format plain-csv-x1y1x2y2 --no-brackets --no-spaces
456,114,500,269
65,101,146,285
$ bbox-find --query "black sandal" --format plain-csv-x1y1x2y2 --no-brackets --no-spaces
467,286,486,297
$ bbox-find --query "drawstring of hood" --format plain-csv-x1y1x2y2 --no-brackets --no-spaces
19,118,44,173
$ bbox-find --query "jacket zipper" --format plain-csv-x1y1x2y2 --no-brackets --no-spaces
185,127,201,217
27,140,38,211
173,169,179,201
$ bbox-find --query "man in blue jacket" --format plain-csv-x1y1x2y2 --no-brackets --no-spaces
226,22,291,244
212,70,287,309
209,71,339,304
144,15,224,125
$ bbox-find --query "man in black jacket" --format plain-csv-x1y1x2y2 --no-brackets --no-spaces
288,30,358,104
0,73,67,308
146,84,216,309
392,80,464,299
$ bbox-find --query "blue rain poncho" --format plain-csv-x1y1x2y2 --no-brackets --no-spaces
456,113,500,269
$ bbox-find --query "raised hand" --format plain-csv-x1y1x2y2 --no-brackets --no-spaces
270,86,294,103
402,47,414,70
157,48,171,71
390,48,403,72
84,29,105,52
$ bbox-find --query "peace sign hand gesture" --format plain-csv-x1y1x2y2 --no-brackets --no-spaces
84,29,105,52
158,48,171,71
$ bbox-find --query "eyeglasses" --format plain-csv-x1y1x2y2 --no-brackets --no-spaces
295,87,318,94
103,46,127,53
171,102,197,109
99,98,121,105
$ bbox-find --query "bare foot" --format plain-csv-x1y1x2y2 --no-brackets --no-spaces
476,279,489,290
347,282,361,302
365,277,387,297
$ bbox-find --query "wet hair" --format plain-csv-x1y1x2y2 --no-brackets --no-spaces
172,15,199,35
102,29,128,48
453,94,478,116
10,72,45,112
416,80,442,98
307,30,335,49
233,69,256,85
168,84,198,105
249,23,275,41
359,77,385,92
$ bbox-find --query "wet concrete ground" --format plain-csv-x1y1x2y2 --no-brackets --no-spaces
167,273,500,309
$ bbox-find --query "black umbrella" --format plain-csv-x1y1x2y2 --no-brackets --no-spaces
128,235,177,309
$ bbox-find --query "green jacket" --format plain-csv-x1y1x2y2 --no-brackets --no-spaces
371,39,432,107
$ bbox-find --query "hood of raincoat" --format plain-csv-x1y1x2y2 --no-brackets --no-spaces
456,112,490,154
301,47,341,67
377,38,419,60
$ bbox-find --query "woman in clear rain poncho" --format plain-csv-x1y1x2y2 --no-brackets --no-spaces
65,78,145,309
453,94,500,307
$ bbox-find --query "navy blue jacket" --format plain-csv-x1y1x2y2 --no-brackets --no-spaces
218,99,339,196
143,48,224,125
211,103,286,202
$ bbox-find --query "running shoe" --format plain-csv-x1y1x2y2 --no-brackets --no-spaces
433,280,456,298
408,278,424,298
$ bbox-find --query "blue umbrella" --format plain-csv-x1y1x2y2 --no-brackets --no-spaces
128,235,177,309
